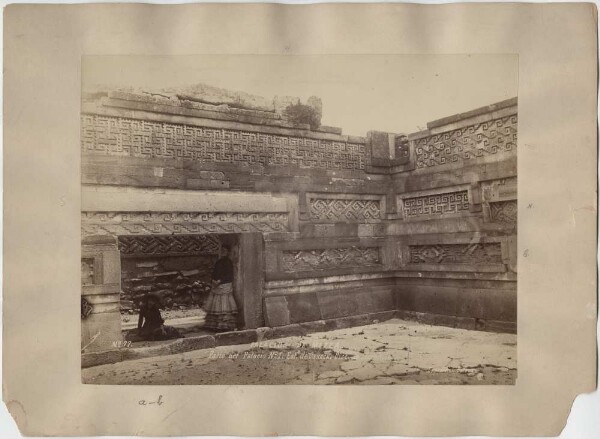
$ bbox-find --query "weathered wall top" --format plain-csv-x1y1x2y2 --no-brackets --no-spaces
405,97,517,172
81,83,517,187
83,83,330,133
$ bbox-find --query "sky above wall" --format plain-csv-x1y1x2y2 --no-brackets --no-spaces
83,55,518,137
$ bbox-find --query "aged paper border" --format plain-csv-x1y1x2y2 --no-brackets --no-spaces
3,3,597,436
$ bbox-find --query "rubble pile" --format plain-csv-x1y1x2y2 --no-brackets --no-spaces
120,257,215,313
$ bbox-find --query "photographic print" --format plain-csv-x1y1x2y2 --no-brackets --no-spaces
80,55,518,385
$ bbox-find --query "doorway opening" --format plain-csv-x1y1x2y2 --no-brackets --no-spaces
117,233,243,346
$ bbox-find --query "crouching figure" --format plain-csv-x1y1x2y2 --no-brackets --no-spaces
137,293,182,341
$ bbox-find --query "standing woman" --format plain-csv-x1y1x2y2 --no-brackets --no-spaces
204,245,238,331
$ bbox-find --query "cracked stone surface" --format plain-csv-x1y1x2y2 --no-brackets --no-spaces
318,370,345,379
82,318,517,385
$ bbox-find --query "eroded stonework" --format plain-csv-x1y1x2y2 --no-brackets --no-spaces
310,198,381,221
81,115,366,170
481,177,517,201
408,243,503,265
414,115,517,168
118,235,221,256
81,212,290,236
394,135,410,164
281,247,381,271
489,200,517,224
81,258,95,285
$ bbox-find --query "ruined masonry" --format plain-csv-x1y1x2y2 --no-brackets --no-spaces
81,85,517,352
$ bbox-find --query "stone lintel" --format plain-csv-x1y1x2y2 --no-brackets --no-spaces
82,185,290,213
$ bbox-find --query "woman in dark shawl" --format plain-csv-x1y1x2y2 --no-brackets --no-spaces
203,245,238,331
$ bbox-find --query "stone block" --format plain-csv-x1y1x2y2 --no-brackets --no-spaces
353,289,395,314
81,310,123,353
357,224,375,237
270,324,307,338
346,135,368,144
410,286,459,317
333,314,372,329
317,125,343,135
298,319,327,334
286,293,322,324
169,335,216,354
484,320,517,334
455,289,486,319
264,296,290,327
424,313,457,328
368,131,392,160
371,310,397,322
215,330,258,346
395,309,419,321
255,327,274,342
312,224,336,237
316,291,360,320
394,289,416,312
210,179,230,188
82,235,118,245
122,344,172,361
234,233,265,329
482,290,517,322
81,349,124,368
264,247,280,273
455,316,477,330
186,178,220,190
320,318,340,332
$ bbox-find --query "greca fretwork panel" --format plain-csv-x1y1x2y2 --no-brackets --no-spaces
282,247,381,271
81,114,366,170
401,190,470,218
118,235,221,256
81,212,290,236
414,114,517,168
489,200,518,224
310,198,381,221
408,243,503,265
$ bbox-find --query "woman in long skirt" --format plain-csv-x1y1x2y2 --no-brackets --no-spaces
204,245,238,331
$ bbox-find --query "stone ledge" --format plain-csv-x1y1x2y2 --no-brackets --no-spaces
81,310,398,369
169,335,216,354
81,349,124,369
427,97,517,130
214,329,258,346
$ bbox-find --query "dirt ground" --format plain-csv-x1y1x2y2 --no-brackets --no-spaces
83,318,517,385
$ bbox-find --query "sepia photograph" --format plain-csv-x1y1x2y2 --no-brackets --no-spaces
80,54,518,385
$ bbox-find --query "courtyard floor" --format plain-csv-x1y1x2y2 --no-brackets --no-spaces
82,318,517,385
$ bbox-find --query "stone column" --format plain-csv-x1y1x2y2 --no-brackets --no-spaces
234,233,265,329
81,235,123,353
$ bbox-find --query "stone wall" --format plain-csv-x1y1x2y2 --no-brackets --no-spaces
81,88,517,343
391,98,517,332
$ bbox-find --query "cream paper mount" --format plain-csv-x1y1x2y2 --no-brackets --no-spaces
3,3,597,437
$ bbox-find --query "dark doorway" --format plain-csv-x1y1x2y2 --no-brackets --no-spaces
117,232,263,345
